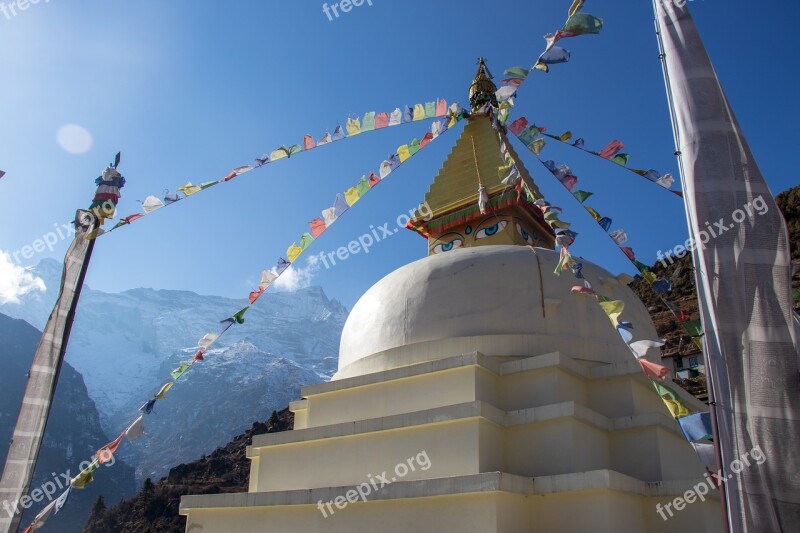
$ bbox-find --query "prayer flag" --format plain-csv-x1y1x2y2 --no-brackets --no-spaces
155,382,174,399
678,412,713,442
639,359,669,380
362,112,375,132
125,416,145,441
346,117,361,136
96,432,124,464
652,381,691,418
310,217,326,238
170,362,191,381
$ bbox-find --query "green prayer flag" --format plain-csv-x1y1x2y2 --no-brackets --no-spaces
171,362,192,381
504,67,529,78
652,381,691,418
612,153,629,166
299,232,314,251
793,288,800,302
409,138,420,156
683,320,704,337
289,144,302,156
572,190,593,203
200,181,218,190
233,306,250,325
518,126,540,146
425,102,436,118
563,12,603,35
356,176,370,196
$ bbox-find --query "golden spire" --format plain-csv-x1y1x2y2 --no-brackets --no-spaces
469,57,498,112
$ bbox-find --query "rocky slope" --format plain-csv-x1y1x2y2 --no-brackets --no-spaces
0,313,137,533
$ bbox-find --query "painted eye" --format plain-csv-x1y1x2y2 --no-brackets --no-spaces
516,223,536,245
432,238,464,254
475,220,507,239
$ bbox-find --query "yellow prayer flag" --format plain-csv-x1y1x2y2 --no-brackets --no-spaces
346,117,361,136
287,243,303,263
71,459,99,489
344,187,361,207
397,145,411,162
599,300,625,327
270,148,288,161
559,131,573,142
413,104,425,121
155,382,174,399
585,206,602,221
178,182,201,197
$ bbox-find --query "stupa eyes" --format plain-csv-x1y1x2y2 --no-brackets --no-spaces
431,232,465,254
474,219,508,240
516,222,536,246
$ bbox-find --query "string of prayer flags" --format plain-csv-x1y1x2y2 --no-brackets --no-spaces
24,106,466,533
521,121,683,196
88,99,451,241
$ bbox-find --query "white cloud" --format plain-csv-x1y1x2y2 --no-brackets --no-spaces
272,255,321,292
0,250,46,304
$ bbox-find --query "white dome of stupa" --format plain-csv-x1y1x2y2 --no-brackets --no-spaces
336,245,659,379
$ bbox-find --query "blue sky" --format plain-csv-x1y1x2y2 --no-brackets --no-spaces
1,0,798,310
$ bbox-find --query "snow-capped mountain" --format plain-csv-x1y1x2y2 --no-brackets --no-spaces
1,259,348,481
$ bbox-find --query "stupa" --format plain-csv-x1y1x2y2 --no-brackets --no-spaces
180,60,721,532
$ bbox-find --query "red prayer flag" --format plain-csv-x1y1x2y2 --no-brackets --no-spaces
621,246,636,261
220,171,237,182
571,286,596,296
677,310,691,322
249,288,265,304
599,140,625,160
435,99,447,117
303,134,316,150
502,77,525,88
419,132,433,149
123,214,144,224
508,117,529,136
192,349,205,363
375,112,389,129
638,359,670,380
368,172,381,188
309,218,326,238
96,432,125,464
